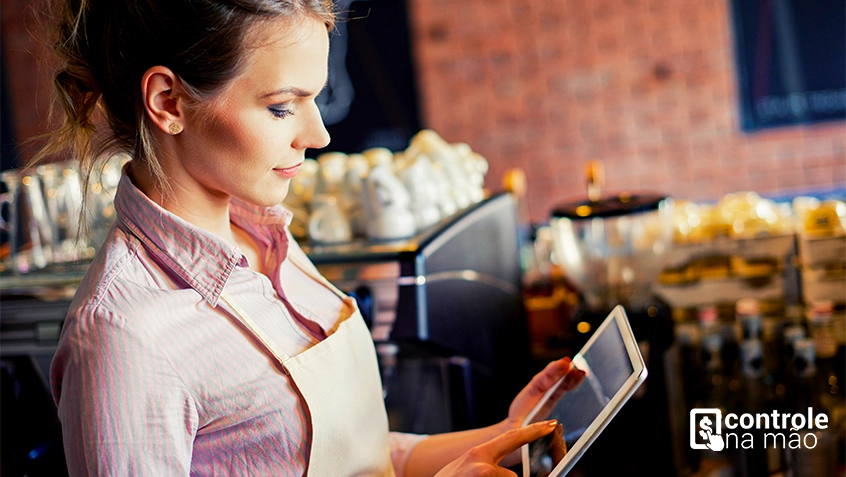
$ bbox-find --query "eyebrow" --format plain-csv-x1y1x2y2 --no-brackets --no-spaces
261,87,313,99
261,79,330,99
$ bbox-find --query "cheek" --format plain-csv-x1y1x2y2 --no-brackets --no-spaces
191,103,289,174
195,112,276,172
201,109,253,153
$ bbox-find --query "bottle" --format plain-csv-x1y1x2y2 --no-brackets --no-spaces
675,317,701,412
697,305,720,344
780,305,806,392
806,301,837,393
807,301,836,353
787,340,820,409
697,330,730,468
779,325,806,407
740,339,764,382
697,305,723,404
761,308,785,404
783,339,838,477
736,298,762,341
700,332,725,408
735,338,771,476
783,326,806,367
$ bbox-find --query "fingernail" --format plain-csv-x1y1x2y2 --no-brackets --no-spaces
546,419,558,426
562,357,571,364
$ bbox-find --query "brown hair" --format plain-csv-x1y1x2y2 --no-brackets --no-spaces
34,0,335,215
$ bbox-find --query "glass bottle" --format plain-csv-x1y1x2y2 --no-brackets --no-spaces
736,298,763,341
806,301,837,384
697,305,720,345
783,339,837,477
697,305,725,409
736,338,770,476
783,326,806,367
700,332,725,408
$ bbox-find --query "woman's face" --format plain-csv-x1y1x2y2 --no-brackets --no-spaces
176,17,331,207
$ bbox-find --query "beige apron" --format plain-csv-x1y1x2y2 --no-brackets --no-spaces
219,245,395,477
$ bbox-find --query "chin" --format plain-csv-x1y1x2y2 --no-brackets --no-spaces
232,179,291,208
252,195,288,208
254,186,291,208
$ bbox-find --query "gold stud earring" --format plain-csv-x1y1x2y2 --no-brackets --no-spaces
168,122,183,135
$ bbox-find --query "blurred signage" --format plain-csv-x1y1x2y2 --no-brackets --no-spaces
730,0,845,131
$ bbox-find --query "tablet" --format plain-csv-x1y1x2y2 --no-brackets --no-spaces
521,305,647,477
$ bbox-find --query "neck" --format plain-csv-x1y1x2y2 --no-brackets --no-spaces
128,159,265,274
128,159,236,244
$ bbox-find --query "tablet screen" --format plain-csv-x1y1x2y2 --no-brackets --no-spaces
526,316,635,477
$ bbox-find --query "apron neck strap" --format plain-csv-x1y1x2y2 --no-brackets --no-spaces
285,237,349,300
216,235,352,373
219,292,292,371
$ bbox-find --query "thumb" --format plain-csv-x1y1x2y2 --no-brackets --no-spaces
481,420,558,463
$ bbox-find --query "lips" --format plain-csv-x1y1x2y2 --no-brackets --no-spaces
273,162,303,178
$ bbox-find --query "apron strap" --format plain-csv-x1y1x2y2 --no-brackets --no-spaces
285,233,350,300
217,234,351,374
219,292,292,373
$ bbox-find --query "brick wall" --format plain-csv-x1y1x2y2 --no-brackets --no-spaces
2,0,55,166
3,0,844,223
408,0,846,222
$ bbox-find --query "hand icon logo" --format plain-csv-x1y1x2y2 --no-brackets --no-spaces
690,410,725,451
698,416,725,451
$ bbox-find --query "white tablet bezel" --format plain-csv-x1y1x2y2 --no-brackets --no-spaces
520,305,647,477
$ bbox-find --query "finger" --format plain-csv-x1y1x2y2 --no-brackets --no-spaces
546,377,570,403
559,367,586,392
534,358,579,400
542,368,586,410
528,358,572,396
481,420,558,463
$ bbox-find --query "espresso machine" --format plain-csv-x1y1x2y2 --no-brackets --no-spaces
546,162,679,476
305,192,534,433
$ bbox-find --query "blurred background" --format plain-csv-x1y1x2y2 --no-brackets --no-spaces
3,0,844,218
1,0,844,476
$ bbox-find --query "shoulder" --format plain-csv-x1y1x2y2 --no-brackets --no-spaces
58,219,216,371
52,291,197,410
58,226,198,376
68,222,194,324
71,224,139,312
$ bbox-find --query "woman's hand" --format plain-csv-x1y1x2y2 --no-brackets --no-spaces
496,357,585,467
504,357,585,430
433,420,558,477
403,358,585,477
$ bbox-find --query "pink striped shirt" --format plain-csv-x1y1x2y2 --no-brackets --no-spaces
51,172,423,476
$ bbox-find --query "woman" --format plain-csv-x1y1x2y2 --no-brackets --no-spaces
42,0,584,475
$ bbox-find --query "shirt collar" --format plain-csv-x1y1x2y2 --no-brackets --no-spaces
114,167,293,306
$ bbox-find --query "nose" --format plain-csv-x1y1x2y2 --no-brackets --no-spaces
294,102,331,150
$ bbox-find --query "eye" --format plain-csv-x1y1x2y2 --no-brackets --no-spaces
268,104,294,119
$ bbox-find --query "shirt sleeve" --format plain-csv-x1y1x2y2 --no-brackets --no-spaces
51,305,198,476
388,431,428,477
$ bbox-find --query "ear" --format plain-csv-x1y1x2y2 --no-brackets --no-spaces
141,66,185,135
